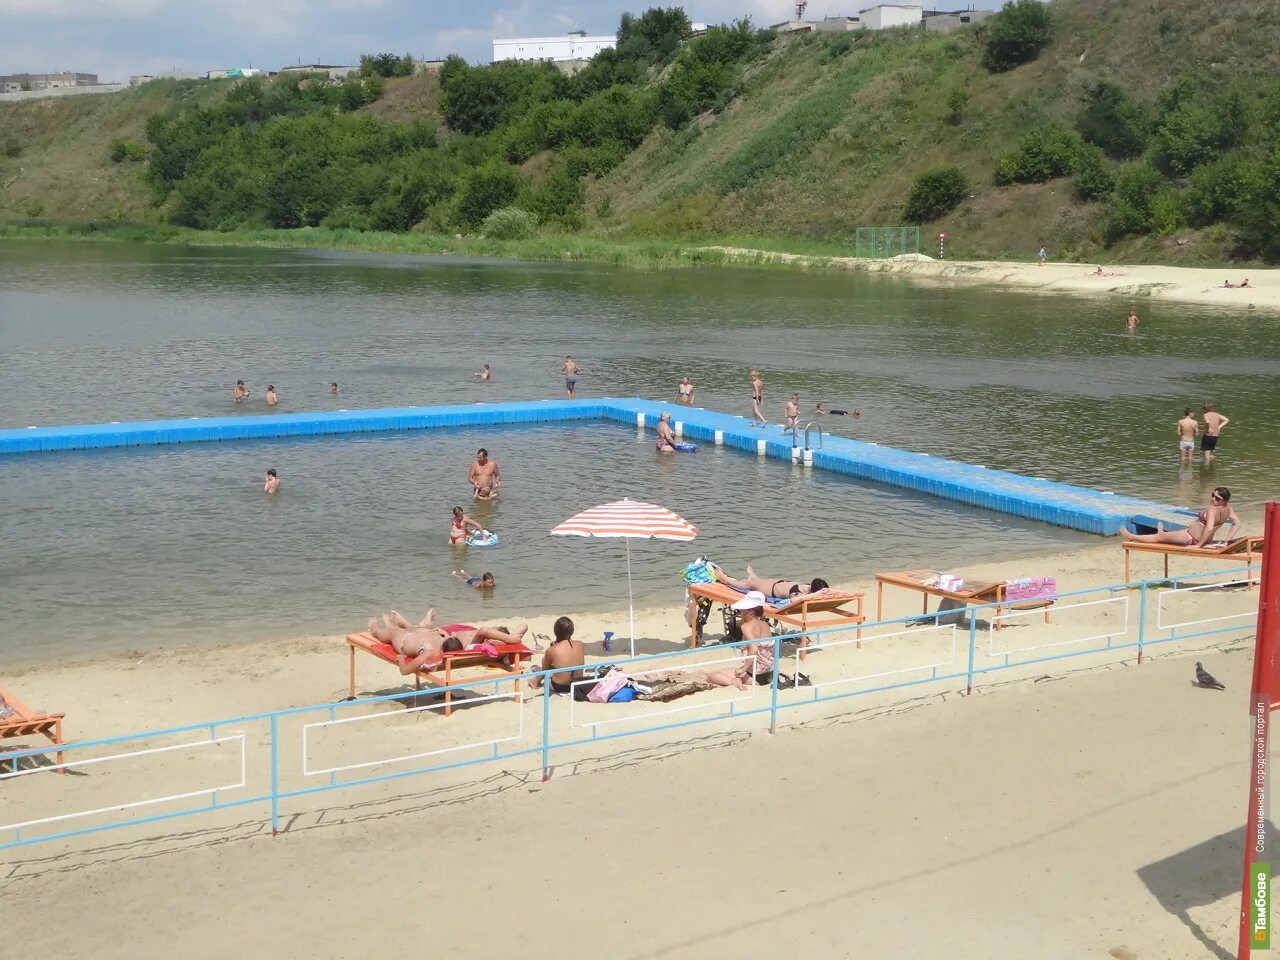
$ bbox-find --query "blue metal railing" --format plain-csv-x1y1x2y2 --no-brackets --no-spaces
0,564,1260,851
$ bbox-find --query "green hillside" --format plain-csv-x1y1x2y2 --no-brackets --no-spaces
1,0,1278,262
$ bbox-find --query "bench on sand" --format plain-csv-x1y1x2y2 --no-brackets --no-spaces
1121,536,1263,582
344,633,534,717
0,683,65,772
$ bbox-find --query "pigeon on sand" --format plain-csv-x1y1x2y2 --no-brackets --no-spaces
1195,662,1225,690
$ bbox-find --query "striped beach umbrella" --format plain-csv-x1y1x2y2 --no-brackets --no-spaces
551,498,699,656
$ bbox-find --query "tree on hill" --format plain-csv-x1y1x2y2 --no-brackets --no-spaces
360,53,415,78
616,7,693,67
982,0,1052,73
1076,81,1147,159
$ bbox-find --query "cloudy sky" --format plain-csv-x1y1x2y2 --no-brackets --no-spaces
0,0,913,81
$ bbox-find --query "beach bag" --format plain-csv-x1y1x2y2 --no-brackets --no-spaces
608,685,637,703
681,558,716,586
587,667,630,703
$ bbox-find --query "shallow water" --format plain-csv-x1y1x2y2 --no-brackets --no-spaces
2,240,1278,660
0,422,1093,662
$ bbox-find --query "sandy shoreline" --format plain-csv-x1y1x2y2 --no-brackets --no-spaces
705,246,1279,311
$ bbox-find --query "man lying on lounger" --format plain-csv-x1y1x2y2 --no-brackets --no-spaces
367,610,529,674
711,563,832,601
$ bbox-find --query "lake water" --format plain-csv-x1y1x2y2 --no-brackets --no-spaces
2,240,1278,660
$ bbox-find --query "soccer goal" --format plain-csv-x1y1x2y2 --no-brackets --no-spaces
853,226,920,259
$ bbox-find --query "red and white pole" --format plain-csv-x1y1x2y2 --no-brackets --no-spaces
938,231,947,260
1238,501,1280,959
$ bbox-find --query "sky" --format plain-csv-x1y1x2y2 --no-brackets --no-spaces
0,0,946,82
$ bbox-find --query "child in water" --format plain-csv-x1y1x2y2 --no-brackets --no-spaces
453,570,495,590
449,506,485,545
264,468,279,494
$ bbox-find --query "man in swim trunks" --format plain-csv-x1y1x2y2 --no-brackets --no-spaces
1201,401,1229,464
1176,408,1198,464
562,356,581,399
1125,310,1139,333
782,393,800,433
656,411,677,452
529,616,596,700
676,377,695,405
750,369,766,426
815,403,859,417
469,448,501,500
265,385,279,406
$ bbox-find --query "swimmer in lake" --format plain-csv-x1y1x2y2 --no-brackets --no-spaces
449,506,486,545
656,411,677,452
233,380,249,403
452,570,495,590
1176,408,1199,464
676,377,694,405
330,382,339,395
1126,310,1140,333
469,448,501,500
265,385,279,406
474,364,492,381
264,468,279,494
815,403,859,417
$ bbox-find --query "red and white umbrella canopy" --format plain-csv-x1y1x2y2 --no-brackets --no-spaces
550,499,698,657
550,498,699,541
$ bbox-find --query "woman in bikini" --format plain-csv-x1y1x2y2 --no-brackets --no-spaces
449,506,484,545
713,563,830,600
1119,486,1240,548
676,377,695,405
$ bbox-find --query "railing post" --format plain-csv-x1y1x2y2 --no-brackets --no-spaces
269,713,280,837
1136,582,1148,664
540,672,551,783
965,614,978,695
769,635,782,734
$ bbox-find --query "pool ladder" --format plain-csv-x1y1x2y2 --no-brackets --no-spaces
788,422,821,465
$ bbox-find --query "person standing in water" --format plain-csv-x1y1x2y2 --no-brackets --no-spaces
561,356,581,399
750,369,766,426
329,382,339,395
656,411,677,452
474,364,492,381
1037,246,1047,266
1176,408,1199,464
449,506,485,545
468,448,501,500
264,468,279,494
1201,402,1230,464
1125,310,1140,333
233,380,249,403
675,377,695,405
265,385,279,406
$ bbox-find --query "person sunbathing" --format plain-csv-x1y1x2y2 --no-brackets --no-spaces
368,610,527,673
712,563,831,600
1119,486,1240,548
529,616,596,699
384,609,527,646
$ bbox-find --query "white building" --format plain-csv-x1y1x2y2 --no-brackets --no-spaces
859,1,923,30
492,30,615,63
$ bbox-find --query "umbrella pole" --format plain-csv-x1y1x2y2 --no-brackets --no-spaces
626,539,636,658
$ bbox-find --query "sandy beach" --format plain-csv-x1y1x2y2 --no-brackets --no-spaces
1,520,1266,958
705,247,1279,312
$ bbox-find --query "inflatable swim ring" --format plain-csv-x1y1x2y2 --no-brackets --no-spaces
673,441,698,452
465,530,500,547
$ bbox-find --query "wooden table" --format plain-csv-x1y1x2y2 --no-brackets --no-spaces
874,569,1052,625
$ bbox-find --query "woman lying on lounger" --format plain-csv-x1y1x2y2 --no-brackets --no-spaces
1119,486,1240,548
367,610,529,673
712,563,831,600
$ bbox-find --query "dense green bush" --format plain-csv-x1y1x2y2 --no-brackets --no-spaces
982,0,1052,73
1183,153,1261,226
1105,162,1164,240
359,53,415,78
1152,75,1247,176
1231,150,1280,261
1069,143,1114,201
994,126,1082,184
455,164,524,227
481,206,540,239
109,139,147,163
616,7,692,67
2,136,21,158
1076,81,1147,159
946,87,969,125
657,19,772,129
904,167,968,222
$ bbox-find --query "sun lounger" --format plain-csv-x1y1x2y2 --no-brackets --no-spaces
1122,536,1263,582
0,683,65,772
874,569,1055,626
344,633,534,717
686,582,865,651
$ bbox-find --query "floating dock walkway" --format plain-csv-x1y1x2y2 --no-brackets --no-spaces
0,398,1186,536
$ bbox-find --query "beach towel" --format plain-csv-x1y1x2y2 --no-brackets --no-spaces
587,667,631,703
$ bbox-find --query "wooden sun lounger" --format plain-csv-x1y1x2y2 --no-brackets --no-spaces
0,683,65,771
1122,536,1264,582
344,633,533,717
686,582,865,652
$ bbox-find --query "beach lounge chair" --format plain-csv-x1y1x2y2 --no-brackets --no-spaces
0,683,65,772
344,633,534,717
685,582,865,651
1121,536,1263,582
